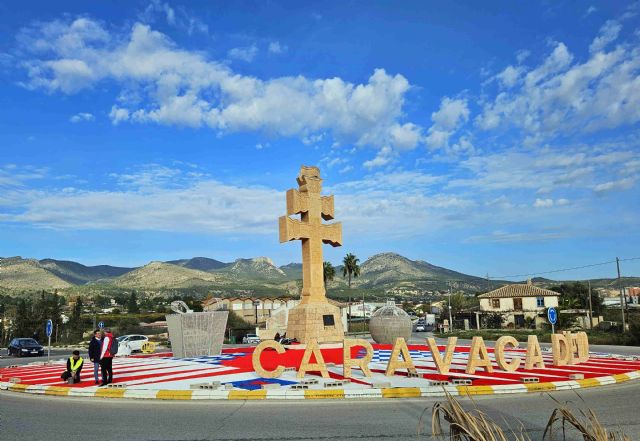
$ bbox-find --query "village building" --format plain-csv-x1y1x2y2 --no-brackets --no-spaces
478,281,560,329
202,295,349,338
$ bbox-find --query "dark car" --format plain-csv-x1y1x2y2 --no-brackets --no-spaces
7,338,45,357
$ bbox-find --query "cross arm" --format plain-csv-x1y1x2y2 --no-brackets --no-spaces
279,216,311,243
320,222,342,247
321,195,335,220
286,189,309,216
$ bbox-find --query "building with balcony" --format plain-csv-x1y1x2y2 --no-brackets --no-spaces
478,281,560,329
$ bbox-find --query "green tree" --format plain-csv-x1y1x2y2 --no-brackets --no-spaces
127,291,140,314
551,282,603,315
342,253,360,288
323,261,336,285
14,298,32,338
343,253,361,329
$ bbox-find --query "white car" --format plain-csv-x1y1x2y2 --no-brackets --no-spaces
415,324,426,332
116,334,149,352
242,334,261,344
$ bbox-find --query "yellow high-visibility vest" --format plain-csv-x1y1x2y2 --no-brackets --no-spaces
69,357,83,371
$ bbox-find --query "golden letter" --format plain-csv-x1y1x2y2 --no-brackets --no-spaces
343,338,373,378
252,340,286,378
297,339,330,379
551,334,571,366
466,336,494,374
495,336,520,372
385,337,417,376
525,335,545,370
427,337,457,375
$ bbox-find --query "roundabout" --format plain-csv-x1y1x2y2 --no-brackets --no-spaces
2,340,639,401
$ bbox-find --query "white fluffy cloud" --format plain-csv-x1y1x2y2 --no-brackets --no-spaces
268,41,287,54
425,97,469,150
476,31,640,136
69,112,94,123
228,45,258,62
18,18,421,152
589,20,622,54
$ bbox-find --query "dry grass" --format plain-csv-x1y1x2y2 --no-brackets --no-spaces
543,397,632,441
422,392,631,441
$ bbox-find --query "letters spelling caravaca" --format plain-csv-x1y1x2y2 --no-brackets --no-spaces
251,332,590,378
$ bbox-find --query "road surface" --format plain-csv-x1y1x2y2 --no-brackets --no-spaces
1,380,639,440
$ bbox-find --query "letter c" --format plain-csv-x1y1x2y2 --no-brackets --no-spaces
252,340,286,378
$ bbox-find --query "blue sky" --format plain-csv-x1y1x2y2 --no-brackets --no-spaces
0,1,639,281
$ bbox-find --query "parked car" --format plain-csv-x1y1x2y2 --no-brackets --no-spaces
242,334,261,344
415,324,426,332
7,338,44,357
116,334,149,352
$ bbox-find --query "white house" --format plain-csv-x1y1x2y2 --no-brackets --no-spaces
478,281,560,329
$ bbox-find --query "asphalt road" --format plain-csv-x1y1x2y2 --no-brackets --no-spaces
2,340,640,441
1,381,639,440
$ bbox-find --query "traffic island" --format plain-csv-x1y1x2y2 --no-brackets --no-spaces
1,340,639,401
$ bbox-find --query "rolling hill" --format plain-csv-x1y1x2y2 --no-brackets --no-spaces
166,257,227,272
0,257,73,290
1,253,635,295
109,261,229,289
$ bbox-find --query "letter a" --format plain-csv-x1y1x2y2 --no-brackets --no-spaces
252,340,286,378
297,339,330,379
385,337,417,376
427,337,457,375
343,338,373,378
525,335,545,370
466,336,494,374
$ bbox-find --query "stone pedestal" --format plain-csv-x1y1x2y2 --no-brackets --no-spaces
286,302,344,343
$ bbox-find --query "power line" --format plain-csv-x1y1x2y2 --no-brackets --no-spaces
489,256,640,280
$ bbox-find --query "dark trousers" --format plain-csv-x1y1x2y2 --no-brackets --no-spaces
100,357,113,384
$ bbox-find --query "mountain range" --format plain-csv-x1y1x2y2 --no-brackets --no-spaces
0,253,637,296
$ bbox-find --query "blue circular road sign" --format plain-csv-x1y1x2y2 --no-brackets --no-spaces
45,319,53,337
547,307,558,325
98,321,105,329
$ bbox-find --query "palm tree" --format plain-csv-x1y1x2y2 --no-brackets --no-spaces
343,253,361,331
323,261,335,286
342,253,360,288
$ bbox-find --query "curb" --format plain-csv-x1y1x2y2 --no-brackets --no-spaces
2,370,639,401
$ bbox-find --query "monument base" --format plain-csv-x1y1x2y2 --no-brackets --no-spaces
286,302,344,343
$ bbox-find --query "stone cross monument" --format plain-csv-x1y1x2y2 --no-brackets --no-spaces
279,166,345,343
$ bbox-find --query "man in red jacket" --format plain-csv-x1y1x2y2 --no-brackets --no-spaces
99,329,115,386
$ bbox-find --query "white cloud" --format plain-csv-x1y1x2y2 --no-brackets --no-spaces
584,6,597,17
589,20,622,53
496,65,522,88
109,106,129,125
363,146,394,169
425,97,469,150
228,45,258,62
533,198,554,208
69,112,94,123
17,18,420,153
268,41,287,54
593,177,636,193
140,0,208,35
477,35,640,136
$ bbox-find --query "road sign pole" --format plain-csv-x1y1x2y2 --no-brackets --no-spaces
45,319,53,364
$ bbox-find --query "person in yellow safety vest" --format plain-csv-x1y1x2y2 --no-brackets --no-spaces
61,350,84,384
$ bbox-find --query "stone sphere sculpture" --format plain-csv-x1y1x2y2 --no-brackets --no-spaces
369,305,412,344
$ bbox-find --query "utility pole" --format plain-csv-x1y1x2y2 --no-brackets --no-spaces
587,280,593,330
448,282,453,332
616,257,626,331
